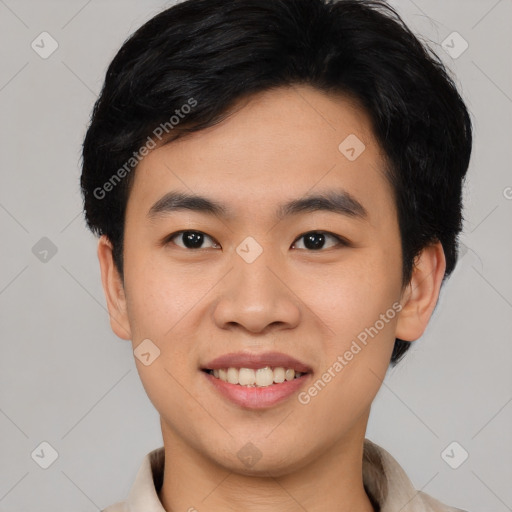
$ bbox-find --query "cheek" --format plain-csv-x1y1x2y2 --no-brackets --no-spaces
122,256,202,410
301,251,401,338
296,265,400,430
123,248,203,340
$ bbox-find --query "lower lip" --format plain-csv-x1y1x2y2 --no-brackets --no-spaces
203,371,311,409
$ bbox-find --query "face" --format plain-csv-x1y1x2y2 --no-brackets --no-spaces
99,84,443,476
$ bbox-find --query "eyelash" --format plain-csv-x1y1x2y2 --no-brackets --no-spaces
163,230,350,251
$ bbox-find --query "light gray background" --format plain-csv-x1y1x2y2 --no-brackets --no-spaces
0,0,511,510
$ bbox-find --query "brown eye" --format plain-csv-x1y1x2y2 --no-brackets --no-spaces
292,231,347,251
166,230,220,249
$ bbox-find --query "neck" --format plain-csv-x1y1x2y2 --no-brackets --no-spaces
158,414,375,512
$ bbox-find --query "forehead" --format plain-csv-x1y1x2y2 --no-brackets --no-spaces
127,85,395,226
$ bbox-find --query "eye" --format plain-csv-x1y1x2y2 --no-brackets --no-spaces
166,230,220,250
164,230,348,251
292,231,348,251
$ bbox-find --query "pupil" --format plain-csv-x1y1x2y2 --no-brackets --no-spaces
304,232,325,250
183,231,204,249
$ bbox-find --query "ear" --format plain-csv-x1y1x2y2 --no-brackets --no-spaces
395,241,446,342
97,235,132,340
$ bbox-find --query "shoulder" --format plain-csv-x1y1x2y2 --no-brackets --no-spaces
101,500,127,512
417,490,469,512
363,439,469,512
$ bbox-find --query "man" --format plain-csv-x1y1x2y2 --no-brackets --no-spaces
80,0,472,510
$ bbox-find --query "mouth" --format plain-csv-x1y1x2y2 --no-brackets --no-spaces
201,366,308,387
200,351,312,409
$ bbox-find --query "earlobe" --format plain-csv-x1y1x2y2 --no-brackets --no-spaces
97,235,132,340
395,241,447,342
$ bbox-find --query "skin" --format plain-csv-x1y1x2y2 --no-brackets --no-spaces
97,84,446,512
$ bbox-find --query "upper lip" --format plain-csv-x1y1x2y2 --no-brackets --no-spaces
202,351,312,373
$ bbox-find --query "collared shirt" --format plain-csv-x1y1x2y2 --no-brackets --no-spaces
102,439,467,512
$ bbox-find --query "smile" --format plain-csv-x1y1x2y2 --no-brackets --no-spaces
203,366,306,388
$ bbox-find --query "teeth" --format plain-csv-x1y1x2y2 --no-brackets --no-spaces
227,367,239,384
273,367,285,383
285,368,295,381
255,367,274,387
208,366,305,387
238,368,255,386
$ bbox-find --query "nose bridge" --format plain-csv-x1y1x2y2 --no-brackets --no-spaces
234,246,279,301
212,237,301,333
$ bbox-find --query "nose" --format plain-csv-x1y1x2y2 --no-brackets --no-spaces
212,249,301,335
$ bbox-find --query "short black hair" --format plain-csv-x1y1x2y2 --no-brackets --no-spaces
80,0,472,365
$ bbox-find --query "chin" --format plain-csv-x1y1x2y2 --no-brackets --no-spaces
207,441,311,477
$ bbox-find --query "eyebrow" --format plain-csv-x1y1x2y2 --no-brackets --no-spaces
147,189,368,222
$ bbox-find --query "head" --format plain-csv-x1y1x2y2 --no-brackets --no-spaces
81,0,472,475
